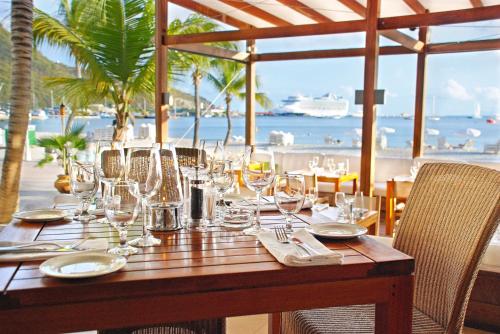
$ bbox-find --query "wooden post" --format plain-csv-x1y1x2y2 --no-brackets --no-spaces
412,26,429,158
245,39,256,146
360,0,381,196
155,0,169,143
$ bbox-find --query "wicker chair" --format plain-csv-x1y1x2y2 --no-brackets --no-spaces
175,147,207,168
281,163,500,334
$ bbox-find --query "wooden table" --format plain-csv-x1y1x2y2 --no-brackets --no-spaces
0,211,414,333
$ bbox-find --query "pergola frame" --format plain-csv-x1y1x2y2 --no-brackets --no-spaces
155,0,500,195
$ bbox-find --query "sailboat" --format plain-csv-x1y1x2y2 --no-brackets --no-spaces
429,96,440,121
468,103,481,119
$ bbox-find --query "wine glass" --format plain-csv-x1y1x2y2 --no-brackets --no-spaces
354,191,364,219
104,181,140,256
274,174,305,232
69,160,98,222
335,192,346,222
312,156,320,170
242,147,275,235
210,159,235,225
95,141,125,184
126,145,162,247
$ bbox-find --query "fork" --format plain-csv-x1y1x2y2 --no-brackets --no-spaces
0,238,88,253
274,226,311,256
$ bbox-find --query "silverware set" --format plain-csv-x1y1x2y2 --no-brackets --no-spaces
274,225,319,256
0,238,88,254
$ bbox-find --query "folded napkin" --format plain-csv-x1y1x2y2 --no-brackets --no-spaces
234,197,313,212
257,229,343,267
0,239,108,262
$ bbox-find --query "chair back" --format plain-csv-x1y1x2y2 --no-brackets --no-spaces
101,149,124,180
150,148,183,205
394,163,500,332
175,147,207,168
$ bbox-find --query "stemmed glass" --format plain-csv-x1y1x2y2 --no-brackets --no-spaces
305,186,318,209
210,159,235,224
69,160,98,222
104,181,140,256
126,145,162,247
274,174,305,232
242,147,275,235
335,192,346,222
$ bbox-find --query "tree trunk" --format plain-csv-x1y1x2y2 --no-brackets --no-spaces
65,60,82,134
192,70,201,148
113,98,128,142
224,95,232,146
0,0,33,223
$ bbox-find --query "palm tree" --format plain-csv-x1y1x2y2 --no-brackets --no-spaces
170,15,227,148
207,60,272,146
0,0,33,224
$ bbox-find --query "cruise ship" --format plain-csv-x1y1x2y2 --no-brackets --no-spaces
272,93,349,118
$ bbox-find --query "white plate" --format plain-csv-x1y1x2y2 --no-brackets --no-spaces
306,223,367,239
40,253,127,279
13,209,67,222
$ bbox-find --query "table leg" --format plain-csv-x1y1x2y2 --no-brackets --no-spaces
385,180,395,236
268,313,281,334
352,178,357,194
334,180,340,193
375,275,414,334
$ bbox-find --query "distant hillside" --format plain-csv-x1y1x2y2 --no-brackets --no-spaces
0,25,75,108
0,25,208,112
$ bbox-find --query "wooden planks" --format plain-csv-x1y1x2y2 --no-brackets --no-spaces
427,38,500,54
219,0,291,27
0,206,414,333
276,0,332,23
360,0,381,196
170,43,249,62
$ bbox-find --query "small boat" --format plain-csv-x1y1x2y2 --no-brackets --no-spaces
459,128,481,138
426,128,440,136
468,103,482,119
429,96,440,121
486,118,496,124
379,127,396,134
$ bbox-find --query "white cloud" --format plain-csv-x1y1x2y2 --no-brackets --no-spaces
339,85,355,98
476,86,500,112
445,79,473,101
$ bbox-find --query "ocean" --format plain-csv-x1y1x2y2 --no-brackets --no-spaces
1,115,499,152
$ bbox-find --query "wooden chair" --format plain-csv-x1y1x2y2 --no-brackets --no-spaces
385,177,413,236
281,163,500,333
175,147,207,168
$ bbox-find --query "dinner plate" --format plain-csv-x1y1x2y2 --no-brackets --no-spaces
13,209,67,222
40,253,127,279
306,223,367,239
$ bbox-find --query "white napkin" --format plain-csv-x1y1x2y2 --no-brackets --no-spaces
257,229,343,267
235,197,313,212
0,239,108,262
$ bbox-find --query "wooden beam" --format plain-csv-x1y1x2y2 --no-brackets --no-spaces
220,0,291,26
412,26,429,158
379,5,500,30
427,38,500,54
170,44,249,62
360,0,381,196
402,0,426,14
380,30,424,52
339,0,423,52
470,0,484,8
155,0,169,143
245,40,256,146
276,0,332,23
169,0,251,29
255,46,413,61
167,19,366,45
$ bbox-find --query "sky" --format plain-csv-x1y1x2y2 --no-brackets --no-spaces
1,1,499,117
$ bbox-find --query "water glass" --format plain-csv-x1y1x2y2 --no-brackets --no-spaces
126,145,162,247
69,160,98,222
274,174,305,232
104,181,140,256
305,186,318,208
335,192,346,221
354,191,364,219
242,147,275,235
210,160,235,222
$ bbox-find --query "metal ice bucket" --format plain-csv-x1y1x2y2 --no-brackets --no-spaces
149,202,183,231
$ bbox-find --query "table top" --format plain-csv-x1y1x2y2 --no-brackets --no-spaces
0,209,413,310
290,169,358,180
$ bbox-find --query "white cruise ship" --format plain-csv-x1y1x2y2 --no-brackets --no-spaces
272,93,349,118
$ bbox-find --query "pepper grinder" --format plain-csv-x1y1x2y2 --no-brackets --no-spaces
188,166,206,230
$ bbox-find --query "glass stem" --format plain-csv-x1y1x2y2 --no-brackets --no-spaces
285,215,293,232
142,197,149,237
119,226,128,248
255,190,261,231
80,199,90,219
